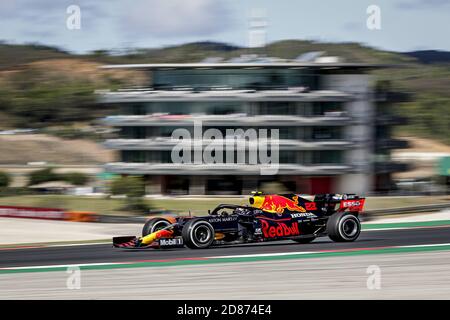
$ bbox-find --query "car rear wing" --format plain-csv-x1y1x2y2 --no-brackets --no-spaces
313,193,366,213
338,198,366,212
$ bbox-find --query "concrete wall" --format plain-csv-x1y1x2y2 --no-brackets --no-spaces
336,173,371,195
320,74,375,194
189,176,206,195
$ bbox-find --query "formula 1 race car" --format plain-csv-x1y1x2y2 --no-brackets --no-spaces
113,192,365,249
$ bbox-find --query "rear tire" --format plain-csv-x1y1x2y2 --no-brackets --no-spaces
182,218,215,249
292,236,316,244
142,218,171,237
327,212,361,242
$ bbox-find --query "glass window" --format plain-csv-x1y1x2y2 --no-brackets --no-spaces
310,127,343,140
312,151,343,164
121,127,146,139
152,68,318,90
119,102,246,116
279,151,297,164
258,102,298,115
121,151,146,162
312,102,343,116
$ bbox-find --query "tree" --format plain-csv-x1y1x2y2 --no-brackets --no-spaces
0,172,10,187
110,176,145,197
5,68,97,127
110,176,128,196
62,172,90,186
28,168,58,186
110,176,149,213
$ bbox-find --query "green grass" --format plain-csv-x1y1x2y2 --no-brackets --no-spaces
0,195,127,215
363,195,450,210
0,195,246,215
0,195,448,216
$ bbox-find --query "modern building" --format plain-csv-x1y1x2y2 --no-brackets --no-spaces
98,56,409,195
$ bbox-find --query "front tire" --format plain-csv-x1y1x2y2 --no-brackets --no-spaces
182,219,215,249
327,212,361,242
142,218,171,237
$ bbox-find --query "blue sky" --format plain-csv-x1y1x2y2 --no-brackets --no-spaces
0,0,449,53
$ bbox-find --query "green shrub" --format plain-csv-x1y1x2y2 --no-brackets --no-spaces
42,127,101,141
110,176,149,213
110,176,145,197
123,197,151,213
0,172,11,187
0,187,37,197
28,168,58,186
28,168,91,186
110,177,128,196
62,172,90,186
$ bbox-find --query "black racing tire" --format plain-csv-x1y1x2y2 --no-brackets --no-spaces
142,218,171,237
292,236,316,244
326,212,361,242
182,218,215,249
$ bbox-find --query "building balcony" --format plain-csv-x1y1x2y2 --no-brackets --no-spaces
104,138,357,151
104,162,358,176
102,114,353,127
97,89,355,103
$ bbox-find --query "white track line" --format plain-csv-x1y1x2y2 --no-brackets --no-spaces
393,242,450,248
363,225,450,231
0,224,447,250
363,227,416,231
210,242,450,259
0,261,126,271
2,242,450,272
0,241,109,250
211,251,318,259
39,242,110,248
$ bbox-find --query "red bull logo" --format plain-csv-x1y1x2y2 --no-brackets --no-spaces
250,195,306,214
261,219,300,238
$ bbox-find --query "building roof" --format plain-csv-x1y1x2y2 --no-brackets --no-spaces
100,62,384,70
97,89,355,103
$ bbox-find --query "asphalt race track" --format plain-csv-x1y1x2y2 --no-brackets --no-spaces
1,225,450,299
1,225,450,268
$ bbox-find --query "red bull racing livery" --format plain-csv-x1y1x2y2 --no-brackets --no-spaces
113,192,366,249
